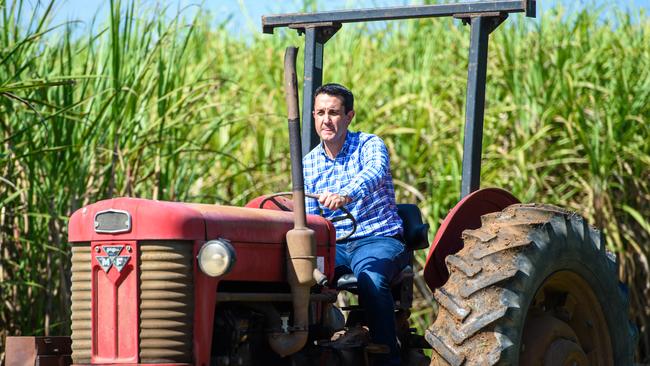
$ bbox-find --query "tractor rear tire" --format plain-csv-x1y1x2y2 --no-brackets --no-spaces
426,204,635,366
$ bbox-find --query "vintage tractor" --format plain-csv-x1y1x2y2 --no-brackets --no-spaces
6,1,635,365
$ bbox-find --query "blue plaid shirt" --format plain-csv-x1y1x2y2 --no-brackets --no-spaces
303,131,403,240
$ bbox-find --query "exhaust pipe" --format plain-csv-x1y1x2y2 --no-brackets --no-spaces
267,46,316,357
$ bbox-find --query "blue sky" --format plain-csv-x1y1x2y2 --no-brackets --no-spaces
33,0,650,37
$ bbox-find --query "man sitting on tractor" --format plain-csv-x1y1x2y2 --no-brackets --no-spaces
303,83,409,365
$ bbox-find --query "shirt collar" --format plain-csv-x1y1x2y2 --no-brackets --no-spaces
318,131,355,160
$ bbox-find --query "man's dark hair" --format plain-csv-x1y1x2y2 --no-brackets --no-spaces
314,83,354,113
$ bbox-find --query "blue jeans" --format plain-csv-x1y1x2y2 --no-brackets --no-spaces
335,236,410,366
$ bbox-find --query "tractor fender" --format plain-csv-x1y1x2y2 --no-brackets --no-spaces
423,188,519,291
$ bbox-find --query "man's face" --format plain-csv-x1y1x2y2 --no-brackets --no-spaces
313,93,355,146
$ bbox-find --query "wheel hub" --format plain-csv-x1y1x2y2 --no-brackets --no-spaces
544,339,589,366
520,270,613,366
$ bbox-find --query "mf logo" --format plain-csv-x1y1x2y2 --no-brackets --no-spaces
96,245,131,273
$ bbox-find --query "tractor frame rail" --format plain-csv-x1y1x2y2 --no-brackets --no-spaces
262,1,536,199
262,1,535,33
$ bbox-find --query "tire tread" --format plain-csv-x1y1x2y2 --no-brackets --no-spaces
426,203,633,365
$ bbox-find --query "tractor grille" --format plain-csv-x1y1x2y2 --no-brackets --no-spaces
139,241,194,363
70,243,92,364
69,241,194,364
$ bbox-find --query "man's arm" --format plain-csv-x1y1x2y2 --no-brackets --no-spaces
339,136,390,202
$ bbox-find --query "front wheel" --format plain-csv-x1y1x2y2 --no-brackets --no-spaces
426,204,635,365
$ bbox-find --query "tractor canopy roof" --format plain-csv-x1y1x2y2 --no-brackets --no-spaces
262,1,536,199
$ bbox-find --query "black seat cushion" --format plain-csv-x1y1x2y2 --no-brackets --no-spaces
397,204,430,251
335,266,415,292
336,273,359,292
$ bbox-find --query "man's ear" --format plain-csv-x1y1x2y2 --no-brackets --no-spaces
346,110,355,122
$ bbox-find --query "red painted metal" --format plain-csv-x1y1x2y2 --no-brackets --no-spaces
69,198,337,365
69,198,333,246
189,206,336,366
245,195,295,211
193,240,219,366
68,198,205,242
187,203,332,244
187,203,336,281
72,364,187,366
91,241,139,363
423,188,519,290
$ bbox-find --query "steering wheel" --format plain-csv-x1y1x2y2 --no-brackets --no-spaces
259,192,357,242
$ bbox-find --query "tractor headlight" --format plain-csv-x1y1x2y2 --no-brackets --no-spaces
197,239,236,277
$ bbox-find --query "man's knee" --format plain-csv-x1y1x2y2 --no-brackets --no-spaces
357,270,391,296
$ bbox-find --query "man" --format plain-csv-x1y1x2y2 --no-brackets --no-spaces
303,83,408,365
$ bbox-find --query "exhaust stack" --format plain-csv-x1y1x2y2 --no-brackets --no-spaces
267,46,317,357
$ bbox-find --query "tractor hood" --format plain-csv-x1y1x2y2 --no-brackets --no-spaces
68,197,334,245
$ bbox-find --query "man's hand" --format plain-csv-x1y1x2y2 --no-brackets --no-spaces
319,191,351,211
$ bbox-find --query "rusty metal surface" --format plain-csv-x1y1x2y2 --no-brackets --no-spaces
6,336,72,366
139,241,194,363
70,243,92,364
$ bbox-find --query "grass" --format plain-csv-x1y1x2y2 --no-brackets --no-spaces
1,0,649,361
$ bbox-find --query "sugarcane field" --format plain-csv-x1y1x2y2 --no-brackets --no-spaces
1,0,649,365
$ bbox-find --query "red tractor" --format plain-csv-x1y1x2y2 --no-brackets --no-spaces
6,1,635,365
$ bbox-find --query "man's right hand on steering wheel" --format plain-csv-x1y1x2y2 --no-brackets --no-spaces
318,191,351,211
258,192,357,242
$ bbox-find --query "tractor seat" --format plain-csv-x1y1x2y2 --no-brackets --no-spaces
334,204,429,293
397,203,430,251
336,266,414,293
